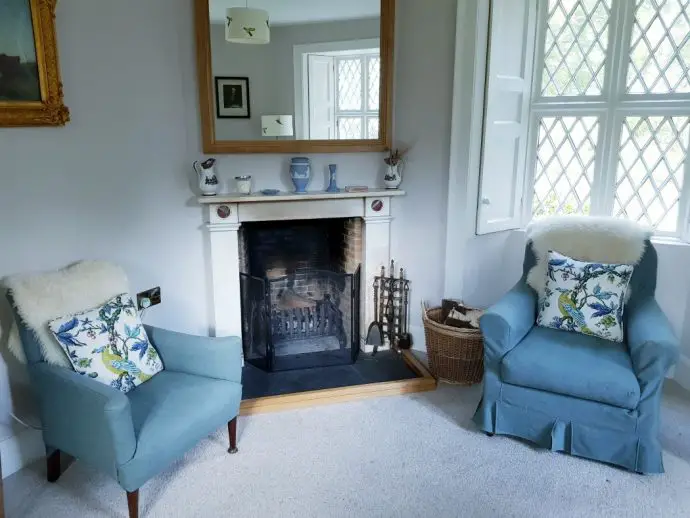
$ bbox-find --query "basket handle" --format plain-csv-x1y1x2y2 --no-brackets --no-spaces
421,300,430,321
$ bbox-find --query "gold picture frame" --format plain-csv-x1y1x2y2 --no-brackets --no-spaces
0,0,69,127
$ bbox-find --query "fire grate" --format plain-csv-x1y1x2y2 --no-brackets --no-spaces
240,268,360,372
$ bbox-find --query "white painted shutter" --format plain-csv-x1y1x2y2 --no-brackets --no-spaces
307,54,335,139
476,0,537,235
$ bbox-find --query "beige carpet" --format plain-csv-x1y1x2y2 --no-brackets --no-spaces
4,382,690,518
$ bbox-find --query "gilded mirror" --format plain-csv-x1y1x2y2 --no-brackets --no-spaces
195,0,394,153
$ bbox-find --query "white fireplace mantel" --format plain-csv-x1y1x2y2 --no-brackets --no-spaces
200,189,404,353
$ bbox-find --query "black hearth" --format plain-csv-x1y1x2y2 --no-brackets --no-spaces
239,219,362,372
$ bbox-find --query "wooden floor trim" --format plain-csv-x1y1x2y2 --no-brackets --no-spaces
240,351,437,415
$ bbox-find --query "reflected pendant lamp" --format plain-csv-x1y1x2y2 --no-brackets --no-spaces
226,6,270,44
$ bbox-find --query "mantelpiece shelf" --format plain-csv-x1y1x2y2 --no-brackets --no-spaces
197,189,405,204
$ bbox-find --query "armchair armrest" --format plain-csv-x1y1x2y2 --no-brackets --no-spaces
480,281,537,366
30,363,136,475
145,325,242,384
626,298,680,399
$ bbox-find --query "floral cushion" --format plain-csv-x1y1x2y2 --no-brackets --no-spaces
536,250,634,342
48,294,163,393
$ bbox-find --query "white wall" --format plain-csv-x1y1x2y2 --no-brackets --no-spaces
212,17,381,140
0,0,457,476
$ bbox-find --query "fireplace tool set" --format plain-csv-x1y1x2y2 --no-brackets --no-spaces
366,260,411,354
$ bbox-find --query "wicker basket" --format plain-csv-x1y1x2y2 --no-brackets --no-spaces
422,305,484,385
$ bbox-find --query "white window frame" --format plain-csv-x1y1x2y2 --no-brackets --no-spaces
335,53,381,140
293,39,380,140
522,0,690,239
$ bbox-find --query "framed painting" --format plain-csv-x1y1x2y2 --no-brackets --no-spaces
215,77,250,119
0,0,69,127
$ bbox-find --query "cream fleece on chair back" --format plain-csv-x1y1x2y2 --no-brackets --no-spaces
526,216,652,297
3,261,130,366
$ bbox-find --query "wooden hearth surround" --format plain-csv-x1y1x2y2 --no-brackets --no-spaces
239,351,437,415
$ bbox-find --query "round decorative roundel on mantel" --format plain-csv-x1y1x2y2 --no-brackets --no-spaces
371,199,384,212
217,205,232,219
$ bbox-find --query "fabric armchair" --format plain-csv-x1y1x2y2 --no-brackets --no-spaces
5,262,244,518
145,325,243,383
626,298,680,397
481,281,537,364
30,362,137,477
474,228,679,474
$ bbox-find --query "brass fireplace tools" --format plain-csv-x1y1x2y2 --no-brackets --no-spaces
367,260,411,354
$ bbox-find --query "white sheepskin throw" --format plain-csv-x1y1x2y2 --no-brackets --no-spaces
526,216,652,297
4,261,130,366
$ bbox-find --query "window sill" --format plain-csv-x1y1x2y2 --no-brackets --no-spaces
651,236,690,248
506,228,690,249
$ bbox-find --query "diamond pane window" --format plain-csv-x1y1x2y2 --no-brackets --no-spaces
337,117,363,139
532,116,599,217
367,117,379,139
614,116,689,232
627,0,690,94
368,57,380,111
337,59,362,111
541,0,612,96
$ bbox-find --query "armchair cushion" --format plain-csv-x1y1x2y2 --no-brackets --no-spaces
118,370,242,492
536,251,634,342
48,294,164,393
501,326,640,410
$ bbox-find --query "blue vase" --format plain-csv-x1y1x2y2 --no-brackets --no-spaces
290,157,311,193
326,164,340,193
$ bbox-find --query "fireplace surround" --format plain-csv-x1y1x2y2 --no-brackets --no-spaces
200,190,404,359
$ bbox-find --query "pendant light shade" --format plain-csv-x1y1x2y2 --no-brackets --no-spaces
226,8,270,44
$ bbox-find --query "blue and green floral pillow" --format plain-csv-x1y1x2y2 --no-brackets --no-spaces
536,251,634,342
48,294,163,393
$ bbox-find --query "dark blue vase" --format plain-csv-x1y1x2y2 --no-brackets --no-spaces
326,164,340,193
290,157,311,193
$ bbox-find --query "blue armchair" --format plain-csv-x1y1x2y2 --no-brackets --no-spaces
7,292,243,518
473,240,679,473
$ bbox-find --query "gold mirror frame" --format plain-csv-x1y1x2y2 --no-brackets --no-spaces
0,0,70,127
195,0,394,154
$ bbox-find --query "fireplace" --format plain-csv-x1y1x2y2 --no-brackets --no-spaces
201,190,402,358
239,218,362,371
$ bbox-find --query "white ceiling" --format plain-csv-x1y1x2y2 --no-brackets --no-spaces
210,0,380,25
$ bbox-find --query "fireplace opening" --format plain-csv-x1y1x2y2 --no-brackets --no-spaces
239,218,362,372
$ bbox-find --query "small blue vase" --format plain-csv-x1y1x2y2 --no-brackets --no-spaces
290,157,311,193
326,164,340,193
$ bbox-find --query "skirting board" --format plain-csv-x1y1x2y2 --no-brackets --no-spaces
675,354,690,392
0,427,44,480
240,350,437,415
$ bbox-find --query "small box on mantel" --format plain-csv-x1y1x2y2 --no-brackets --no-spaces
344,186,369,193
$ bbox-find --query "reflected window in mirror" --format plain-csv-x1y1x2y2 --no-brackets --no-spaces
295,41,380,140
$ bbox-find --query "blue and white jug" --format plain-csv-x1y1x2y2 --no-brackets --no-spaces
290,157,311,193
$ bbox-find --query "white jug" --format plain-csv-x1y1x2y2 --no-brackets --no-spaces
194,158,219,196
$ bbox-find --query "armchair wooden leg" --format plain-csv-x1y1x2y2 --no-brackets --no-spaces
228,417,238,454
47,450,61,483
127,490,139,518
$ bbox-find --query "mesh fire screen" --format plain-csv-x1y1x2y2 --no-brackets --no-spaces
239,218,362,372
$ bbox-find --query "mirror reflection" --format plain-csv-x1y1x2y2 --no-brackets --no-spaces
209,0,381,141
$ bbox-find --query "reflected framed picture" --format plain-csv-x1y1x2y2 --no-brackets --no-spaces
215,76,250,119
0,0,69,127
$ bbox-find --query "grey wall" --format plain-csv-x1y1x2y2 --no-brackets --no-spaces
0,0,456,475
211,17,381,140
